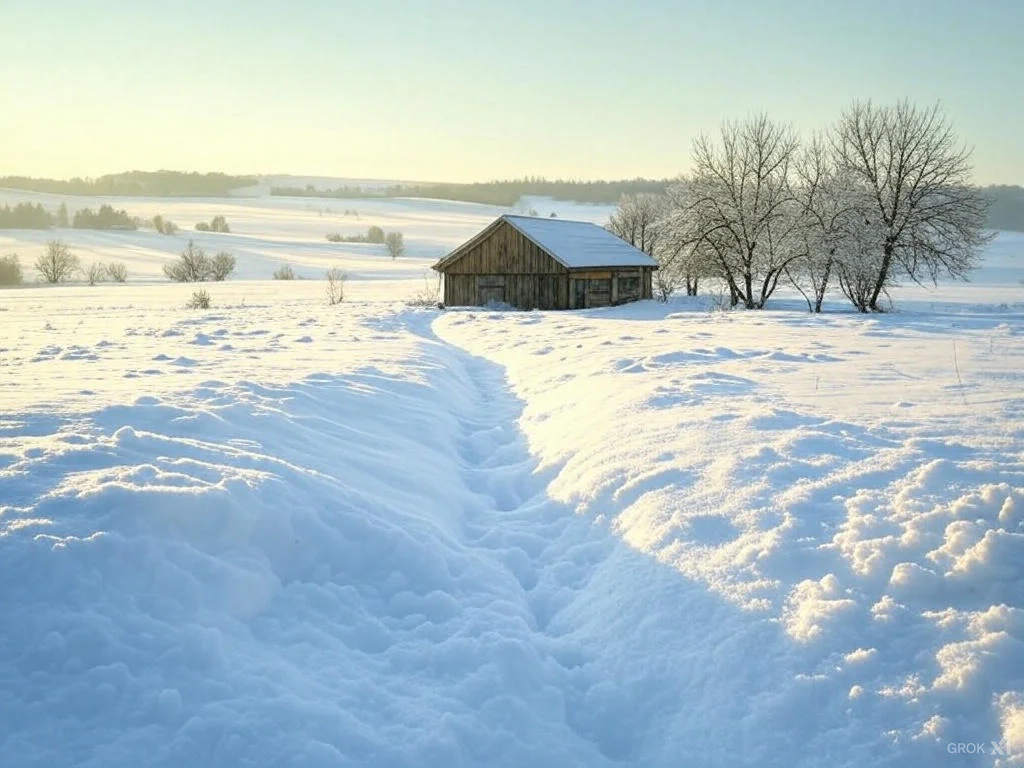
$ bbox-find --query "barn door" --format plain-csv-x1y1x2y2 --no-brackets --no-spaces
587,279,611,307
573,279,586,309
478,284,505,306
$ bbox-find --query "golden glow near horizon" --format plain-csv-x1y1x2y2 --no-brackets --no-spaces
2,0,1022,184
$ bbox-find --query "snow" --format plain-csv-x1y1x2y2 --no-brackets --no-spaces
1,192,1023,766
502,214,658,268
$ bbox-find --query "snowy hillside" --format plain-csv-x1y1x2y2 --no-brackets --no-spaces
0,190,607,283
0,197,1022,766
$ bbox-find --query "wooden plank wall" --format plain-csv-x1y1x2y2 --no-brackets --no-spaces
442,220,566,275
443,274,569,309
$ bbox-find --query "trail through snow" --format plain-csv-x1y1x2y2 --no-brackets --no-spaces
2,280,1022,765
0,308,805,766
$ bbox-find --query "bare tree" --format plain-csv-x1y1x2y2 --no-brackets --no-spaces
163,240,210,282
273,264,296,280
35,240,80,284
326,267,346,305
106,261,128,283
831,100,991,311
209,251,236,281
384,231,405,260
668,116,802,309
86,262,107,286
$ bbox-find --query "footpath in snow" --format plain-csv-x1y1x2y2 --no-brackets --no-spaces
1,291,1022,766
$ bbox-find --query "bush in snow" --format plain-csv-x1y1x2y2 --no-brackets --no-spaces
186,289,211,309
0,254,23,286
326,226,388,244
34,240,79,284
86,262,107,286
194,215,230,234
325,267,346,305
163,240,210,282
153,214,179,235
273,264,296,280
209,251,236,281
106,261,128,283
406,275,441,308
385,231,405,260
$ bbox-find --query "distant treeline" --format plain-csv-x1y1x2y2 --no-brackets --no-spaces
0,202,136,230
0,170,256,197
270,177,674,206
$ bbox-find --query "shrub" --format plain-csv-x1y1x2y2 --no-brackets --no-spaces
325,267,346,305
86,262,107,286
209,251,236,281
153,215,179,235
406,276,441,308
0,254,23,285
35,240,80,283
194,215,230,233
106,261,128,283
186,289,211,309
326,225,388,244
273,264,296,280
385,231,405,259
163,240,210,282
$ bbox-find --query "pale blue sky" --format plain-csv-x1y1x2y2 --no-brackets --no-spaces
2,0,1021,183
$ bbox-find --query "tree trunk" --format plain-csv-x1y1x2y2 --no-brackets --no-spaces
869,243,894,312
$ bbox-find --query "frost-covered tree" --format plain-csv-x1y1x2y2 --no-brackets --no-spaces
86,262,107,286
106,261,128,283
209,251,236,281
35,240,79,283
384,231,405,260
163,240,210,282
831,100,991,311
608,193,664,256
785,137,868,312
668,116,803,309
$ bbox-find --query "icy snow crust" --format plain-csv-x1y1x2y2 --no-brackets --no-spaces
1,191,1023,765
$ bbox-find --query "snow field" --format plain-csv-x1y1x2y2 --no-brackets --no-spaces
435,296,1024,764
0,189,613,283
1,191,1022,765
0,300,824,766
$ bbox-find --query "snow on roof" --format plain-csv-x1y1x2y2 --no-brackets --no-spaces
502,215,657,269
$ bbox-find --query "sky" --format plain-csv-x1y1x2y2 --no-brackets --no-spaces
2,0,1022,184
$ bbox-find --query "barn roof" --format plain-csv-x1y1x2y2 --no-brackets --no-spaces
433,214,658,271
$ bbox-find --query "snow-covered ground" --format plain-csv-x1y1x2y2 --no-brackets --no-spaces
0,189,603,283
1,194,1022,766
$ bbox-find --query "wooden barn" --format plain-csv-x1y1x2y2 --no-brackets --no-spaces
433,215,657,310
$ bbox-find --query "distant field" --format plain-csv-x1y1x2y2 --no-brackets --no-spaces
0,190,614,284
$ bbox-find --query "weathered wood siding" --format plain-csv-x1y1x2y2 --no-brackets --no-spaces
442,273,569,309
438,219,654,309
442,220,566,276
